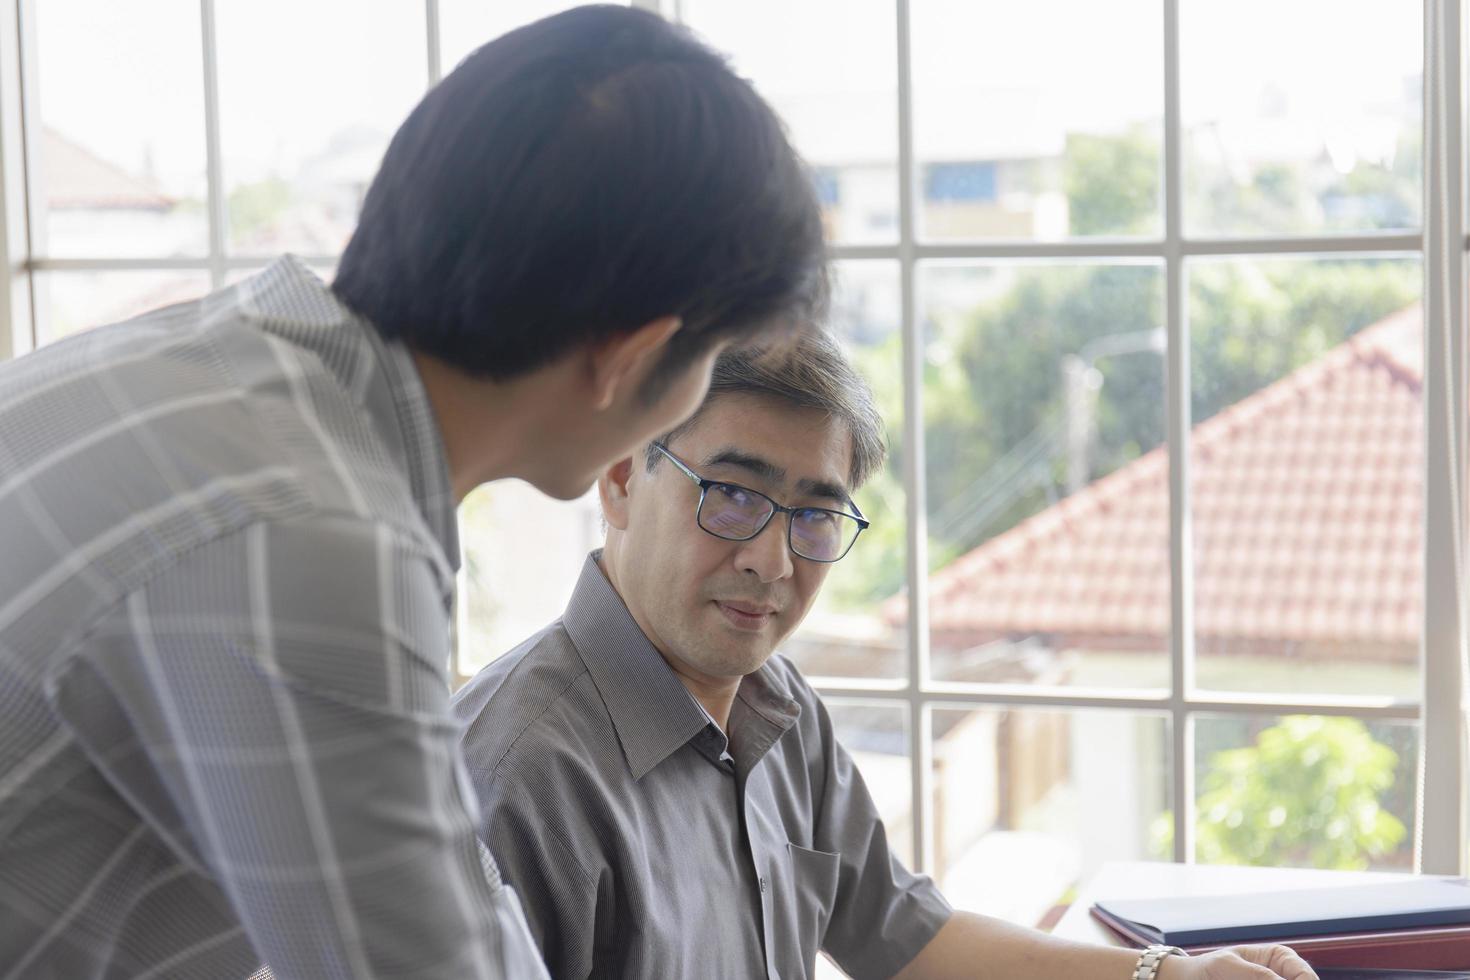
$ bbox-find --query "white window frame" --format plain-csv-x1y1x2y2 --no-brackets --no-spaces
796,0,1461,876
0,0,1463,876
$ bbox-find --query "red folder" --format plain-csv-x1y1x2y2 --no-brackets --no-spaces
1091,904,1470,971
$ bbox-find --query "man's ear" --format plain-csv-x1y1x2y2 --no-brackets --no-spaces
588,315,683,411
598,456,636,531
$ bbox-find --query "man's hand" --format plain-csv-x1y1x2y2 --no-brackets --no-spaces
893,910,1322,980
1164,945,1318,980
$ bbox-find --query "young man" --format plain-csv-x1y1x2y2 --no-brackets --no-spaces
0,7,824,979
453,332,1317,980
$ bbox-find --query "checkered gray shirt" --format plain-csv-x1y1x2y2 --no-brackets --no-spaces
0,256,547,979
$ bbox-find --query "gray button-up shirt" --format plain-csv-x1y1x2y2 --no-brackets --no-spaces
0,256,544,980
453,554,952,979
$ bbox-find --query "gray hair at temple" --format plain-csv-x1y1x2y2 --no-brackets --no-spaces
644,328,888,490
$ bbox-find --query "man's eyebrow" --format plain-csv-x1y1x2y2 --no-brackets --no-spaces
795,477,854,510
701,448,785,485
702,447,853,509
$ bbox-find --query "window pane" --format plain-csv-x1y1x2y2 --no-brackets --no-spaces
921,263,1168,689
34,271,210,347
788,262,906,683
682,0,898,245
825,700,912,867
1182,0,1421,236
456,484,602,679
439,1,616,73
215,1,428,256
933,707,1169,925
912,0,1162,241
1190,257,1421,700
224,263,336,288
33,0,208,258
1188,715,1417,870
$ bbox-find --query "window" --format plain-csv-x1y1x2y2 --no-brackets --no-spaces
681,0,898,246
3,0,600,352
911,0,1162,241
812,167,842,208
681,0,1450,927
213,0,428,256
922,162,998,203
3,0,1465,954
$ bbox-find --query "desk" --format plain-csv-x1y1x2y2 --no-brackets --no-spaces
1052,861,1422,946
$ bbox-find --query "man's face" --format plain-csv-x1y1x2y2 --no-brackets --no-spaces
601,392,854,682
532,343,725,502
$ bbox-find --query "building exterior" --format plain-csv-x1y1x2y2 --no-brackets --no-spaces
922,305,1422,690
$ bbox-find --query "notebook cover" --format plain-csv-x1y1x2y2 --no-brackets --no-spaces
1093,880,1470,946
1090,905,1470,971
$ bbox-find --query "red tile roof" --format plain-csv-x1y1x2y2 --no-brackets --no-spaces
43,128,174,211
918,306,1423,659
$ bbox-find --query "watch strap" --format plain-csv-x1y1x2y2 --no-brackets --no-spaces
1132,944,1187,980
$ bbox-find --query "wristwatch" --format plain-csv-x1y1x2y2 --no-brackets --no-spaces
1132,944,1187,980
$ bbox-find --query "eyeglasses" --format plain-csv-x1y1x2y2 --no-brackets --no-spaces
651,443,870,563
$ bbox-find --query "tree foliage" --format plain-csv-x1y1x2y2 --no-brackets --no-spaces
1150,716,1407,869
1064,126,1159,236
228,177,292,243
828,128,1419,609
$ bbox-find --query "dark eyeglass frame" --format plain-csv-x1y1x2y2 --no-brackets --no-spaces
651,442,870,563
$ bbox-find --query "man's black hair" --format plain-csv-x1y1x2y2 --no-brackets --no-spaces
333,4,827,398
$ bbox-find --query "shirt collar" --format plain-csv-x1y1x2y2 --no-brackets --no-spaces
244,256,460,572
370,334,460,571
563,552,801,780
690,694,735,764
728,660,802,774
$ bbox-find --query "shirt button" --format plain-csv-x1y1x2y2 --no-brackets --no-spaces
759,876,767,893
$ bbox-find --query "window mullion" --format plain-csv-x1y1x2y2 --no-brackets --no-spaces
199,0,225,290
893,0,933,875
14,0,41,353
0,0,33,360
426,0,441,87
828,234,1424,264
1419,0,1468,877
1162,0,1195,866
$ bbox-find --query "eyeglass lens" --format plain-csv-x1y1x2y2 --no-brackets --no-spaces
698,483,856,561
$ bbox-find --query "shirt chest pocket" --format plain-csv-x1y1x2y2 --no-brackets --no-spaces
779,842,842,973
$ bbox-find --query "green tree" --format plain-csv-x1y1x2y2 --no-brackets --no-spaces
923,264,1164,569
1064,126,1160,236
1189,259,1419,422
908,256,1417,576
1186,122,1420,236
228,177,292,243
825,331,909,608
827,130,1419,611
822,468,907,609
1150,716,1407,869
1328,125,1420,231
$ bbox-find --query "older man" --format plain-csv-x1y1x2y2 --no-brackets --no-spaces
453,332,1315,980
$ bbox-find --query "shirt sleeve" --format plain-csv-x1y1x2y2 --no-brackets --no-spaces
804,688,954,980
463,735,604,980
47,514,548,980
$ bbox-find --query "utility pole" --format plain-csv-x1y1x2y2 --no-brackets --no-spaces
1062,354,1102,496
1061,328,1165,496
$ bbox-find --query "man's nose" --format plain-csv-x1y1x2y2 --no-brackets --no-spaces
734,515,794,583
